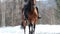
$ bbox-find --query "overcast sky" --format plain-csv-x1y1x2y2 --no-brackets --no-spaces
0,0,48,2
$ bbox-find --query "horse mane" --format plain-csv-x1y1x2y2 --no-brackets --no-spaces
26,0,31,11
27,0,38,11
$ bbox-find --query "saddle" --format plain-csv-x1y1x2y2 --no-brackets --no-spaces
23,6,41,20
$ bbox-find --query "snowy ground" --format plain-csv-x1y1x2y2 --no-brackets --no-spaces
0,24,60,34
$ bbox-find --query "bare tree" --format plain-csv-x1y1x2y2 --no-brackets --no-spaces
1,2,6,26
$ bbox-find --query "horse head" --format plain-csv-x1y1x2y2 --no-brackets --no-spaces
30,0,36,5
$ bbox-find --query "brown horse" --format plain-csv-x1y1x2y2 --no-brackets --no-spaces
21,0,39,34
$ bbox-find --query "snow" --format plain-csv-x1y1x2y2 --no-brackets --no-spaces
0,24,60,34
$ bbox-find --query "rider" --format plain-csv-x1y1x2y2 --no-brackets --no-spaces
23,0,41,20
21,0,28,28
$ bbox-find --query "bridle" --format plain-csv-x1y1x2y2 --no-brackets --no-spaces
30,0,36,8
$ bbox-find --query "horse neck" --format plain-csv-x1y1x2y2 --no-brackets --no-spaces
27,0,36,11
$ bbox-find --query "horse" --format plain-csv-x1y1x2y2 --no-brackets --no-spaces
21,0,41,34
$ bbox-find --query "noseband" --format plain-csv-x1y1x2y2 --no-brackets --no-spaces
27,0,36,10
31,4,36,8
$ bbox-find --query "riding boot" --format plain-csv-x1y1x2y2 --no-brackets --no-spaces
36,7,41,19
24,15,27,20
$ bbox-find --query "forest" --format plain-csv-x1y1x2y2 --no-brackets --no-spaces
0,0,60,27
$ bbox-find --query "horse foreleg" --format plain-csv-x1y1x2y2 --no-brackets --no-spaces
29,23,35,34
24,27,26,34
31,23,35,34
29,24,30,34
24,21,27,34
33,24,35,34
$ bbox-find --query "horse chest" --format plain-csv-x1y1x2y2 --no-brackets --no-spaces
28,8,38,18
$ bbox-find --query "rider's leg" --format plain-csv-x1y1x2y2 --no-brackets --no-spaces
21,8,27,28
24,5,28,20
36,7,41,19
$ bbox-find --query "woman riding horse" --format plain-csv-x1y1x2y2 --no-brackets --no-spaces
21,0,41,28
21,0,41,34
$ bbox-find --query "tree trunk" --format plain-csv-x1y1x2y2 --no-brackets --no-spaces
1,2,6,27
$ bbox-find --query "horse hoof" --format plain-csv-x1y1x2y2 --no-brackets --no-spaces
29,31,34,34
20,25,24,29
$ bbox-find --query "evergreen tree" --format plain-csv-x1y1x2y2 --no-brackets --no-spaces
55,0,60,19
